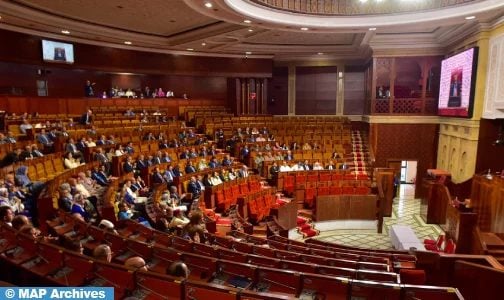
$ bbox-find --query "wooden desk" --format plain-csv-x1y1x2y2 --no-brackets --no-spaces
420,179,448,224
442,204,477,254
270,198,297,230
315,195,377,222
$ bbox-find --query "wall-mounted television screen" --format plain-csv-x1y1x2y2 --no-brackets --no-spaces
42,40,74,64
438,47,478,118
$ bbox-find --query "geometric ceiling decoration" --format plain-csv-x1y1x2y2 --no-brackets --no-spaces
0,0,502,61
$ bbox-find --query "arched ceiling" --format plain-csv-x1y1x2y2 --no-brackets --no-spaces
0,0,502,62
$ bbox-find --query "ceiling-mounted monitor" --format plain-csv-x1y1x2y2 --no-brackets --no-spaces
42,40,74,64
438,47,478,118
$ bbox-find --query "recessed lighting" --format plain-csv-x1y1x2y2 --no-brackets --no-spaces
124,41,132,45
245,51,252,55
369,27,377,31
244,20,252,24
465,16,476,20
300,27,309,31
61,30,70,34
317,52,324,55
204,2,213,8
360,0,368,3
201,42,206,46
187,48,194,51
248,29,254,32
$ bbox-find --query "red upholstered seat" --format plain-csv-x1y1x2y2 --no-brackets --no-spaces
304,188,317,207
399,269,426,285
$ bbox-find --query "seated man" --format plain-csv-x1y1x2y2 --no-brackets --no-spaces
93,244,112,262
124,256,148,271
167,261,190,279
37,129,54,147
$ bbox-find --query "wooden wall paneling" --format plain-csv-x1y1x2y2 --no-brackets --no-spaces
371,123,439,198
267,66,288,115
295,66,337,115
344,71,365,115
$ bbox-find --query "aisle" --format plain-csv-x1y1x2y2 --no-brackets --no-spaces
295,185,444,250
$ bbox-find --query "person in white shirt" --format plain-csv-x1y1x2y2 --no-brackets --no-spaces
210,171,223,185
279,161,292,172
114,145,125,156
64,152,82,169
169,210,189,229
313,162,323,170
86,137,96,147
19,119,33,134
228,169,237,181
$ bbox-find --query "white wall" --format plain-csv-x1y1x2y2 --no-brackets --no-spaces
405,161,417,183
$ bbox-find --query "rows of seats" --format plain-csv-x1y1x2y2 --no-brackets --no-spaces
40,212,464,299
1,220,464,300
279,171,370,194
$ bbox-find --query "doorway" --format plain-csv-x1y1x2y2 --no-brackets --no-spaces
387,160,418,198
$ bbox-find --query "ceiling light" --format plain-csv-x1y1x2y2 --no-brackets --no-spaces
61,30,70,34
201,42,206,46
360,0,368,3
187,48,194,51
369,27,377,31
204,2,213,8
244,20,252,24
317,52,324,55
245,51,252,55
124,41,132,45
465,16,476,20
248,29,254,32
300,27,309,31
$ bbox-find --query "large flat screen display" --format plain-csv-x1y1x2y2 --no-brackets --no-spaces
42,40,74,64
438,47,478,118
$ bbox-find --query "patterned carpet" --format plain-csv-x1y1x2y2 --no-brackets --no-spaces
294,184,444,250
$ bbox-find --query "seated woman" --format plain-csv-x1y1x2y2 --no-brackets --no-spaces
71,193,97,222
170,209,189,229
210,171,223,186
302,143,312,150
182,211,207,243
64,152,82,169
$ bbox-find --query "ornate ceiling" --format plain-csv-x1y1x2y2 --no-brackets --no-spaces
250,0,483,15
0,0,502,62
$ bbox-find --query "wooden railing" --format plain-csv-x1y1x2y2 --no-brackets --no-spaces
371,98,438,115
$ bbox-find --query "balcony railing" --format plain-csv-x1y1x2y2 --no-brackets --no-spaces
372,98,438,115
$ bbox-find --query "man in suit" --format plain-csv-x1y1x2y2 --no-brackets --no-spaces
152,152,162,165
186,176,201,204
185,161,196,174
173,165,183,177
124,142,134,155
208,157,220,169
161,152,171,163
163,165,175,185
284,150,293,161
96,135,106,146
19,145,33,161
179,150,189,160
159,139,169,149
80,109,93,125
123,156,135,174
31,144,44,158
65,138,80,156
238,165,250,178
151,167,165,185
83,79,94,96
136,155,148,171
38,129,53,147
269,162,279,178
222,155,232,167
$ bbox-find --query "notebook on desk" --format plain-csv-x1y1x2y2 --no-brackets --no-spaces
228,275,251,289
